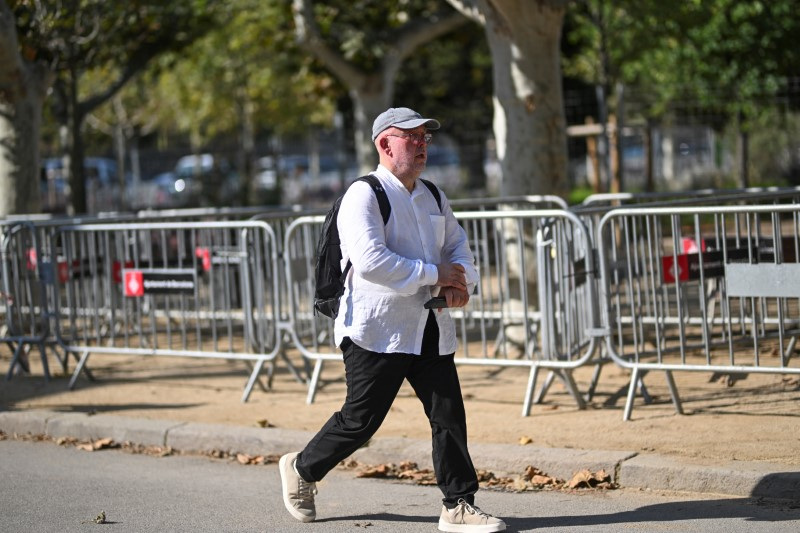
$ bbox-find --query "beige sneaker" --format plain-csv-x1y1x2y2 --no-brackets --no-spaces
438,498,506,532
279,452,317,522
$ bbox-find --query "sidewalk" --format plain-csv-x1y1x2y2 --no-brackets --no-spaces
1,350,799,500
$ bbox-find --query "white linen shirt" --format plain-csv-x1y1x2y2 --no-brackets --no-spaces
333,165,479,355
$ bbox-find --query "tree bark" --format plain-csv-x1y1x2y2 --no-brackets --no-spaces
0,1,51,216
447,0,570,196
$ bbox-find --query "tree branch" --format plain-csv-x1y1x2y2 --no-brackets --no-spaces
292,0,366,88
444,0,486,25
391,10,470,63
78,23,209,117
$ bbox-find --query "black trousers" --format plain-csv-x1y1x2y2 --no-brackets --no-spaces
295,313,479,506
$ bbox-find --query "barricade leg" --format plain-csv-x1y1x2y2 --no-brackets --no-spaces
585,362,605,402
561,369,587,409
638,374,652,404
521,365,540,416
533,369,587,409
4,342,50,381
37,342,50,381
664,370,684,415
784,336,798,366
533,371,556,404
306,359,324,405
278,348,306,385
242,359,271,393
242,358,270,402
623,367,640,421
68,350,91,390
5,342,26,380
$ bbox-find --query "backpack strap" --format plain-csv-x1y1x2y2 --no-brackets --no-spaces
419,178,442,212
356,174,391,224
339,174,391,285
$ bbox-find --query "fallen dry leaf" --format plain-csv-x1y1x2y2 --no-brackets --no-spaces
236,453,251,465
92,437,116,450
357,464,392,478
345,460,614,493
567,468,613,489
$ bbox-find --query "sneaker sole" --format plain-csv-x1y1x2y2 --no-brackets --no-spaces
438,519,506,532
279,453,315,523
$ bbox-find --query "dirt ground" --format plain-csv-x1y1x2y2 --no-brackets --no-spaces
2,344,799,467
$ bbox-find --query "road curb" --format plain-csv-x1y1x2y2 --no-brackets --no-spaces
1,409,796,500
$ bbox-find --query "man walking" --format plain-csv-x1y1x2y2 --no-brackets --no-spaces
279,107,506,532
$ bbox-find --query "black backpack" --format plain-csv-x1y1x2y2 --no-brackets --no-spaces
313,174,441,319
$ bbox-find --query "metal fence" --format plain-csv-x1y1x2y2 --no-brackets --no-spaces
283,208,601,414
49,220,281,401
4,189,800,418
596,203,800,420
1,214,139,381
2,221,62,380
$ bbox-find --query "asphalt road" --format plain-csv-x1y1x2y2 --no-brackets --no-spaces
1,439,798,533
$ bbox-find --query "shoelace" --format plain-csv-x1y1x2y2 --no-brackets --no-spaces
455,498,492,520
297,478,317,501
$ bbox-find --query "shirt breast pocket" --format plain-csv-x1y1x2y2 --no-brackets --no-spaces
429,214,445,250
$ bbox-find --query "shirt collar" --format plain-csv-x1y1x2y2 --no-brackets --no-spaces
375,164,419,194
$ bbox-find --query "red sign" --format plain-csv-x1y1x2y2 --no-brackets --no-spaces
195,247,211,271
26,248,37,270
662,254,690,283
124,270,145,297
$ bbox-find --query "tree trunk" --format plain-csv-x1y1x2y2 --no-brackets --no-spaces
0,3,50,216
350,85,386,175
737,111,749,188
0,91,45,216
482,1,569,197
237,86,255,206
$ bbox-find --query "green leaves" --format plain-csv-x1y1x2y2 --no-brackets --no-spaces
564,0,800,123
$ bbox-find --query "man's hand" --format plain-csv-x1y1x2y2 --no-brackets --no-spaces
436,262,467,291
440,286,469,309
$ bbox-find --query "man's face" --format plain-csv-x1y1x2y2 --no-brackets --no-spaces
384,126,429,178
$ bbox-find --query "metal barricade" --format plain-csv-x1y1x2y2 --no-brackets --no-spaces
1,214,138,380
581,185,800,208
283,209,601,415
1,221,60,379
450,195,568,211
572,186,800,403
52,220,281,401
597,204,800,420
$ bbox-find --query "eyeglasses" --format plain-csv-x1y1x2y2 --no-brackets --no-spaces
386,132,434,145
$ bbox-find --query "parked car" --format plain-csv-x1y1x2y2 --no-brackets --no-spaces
40,157,121,214
124,171,181,210
169,153,240,207
278,154,355,205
